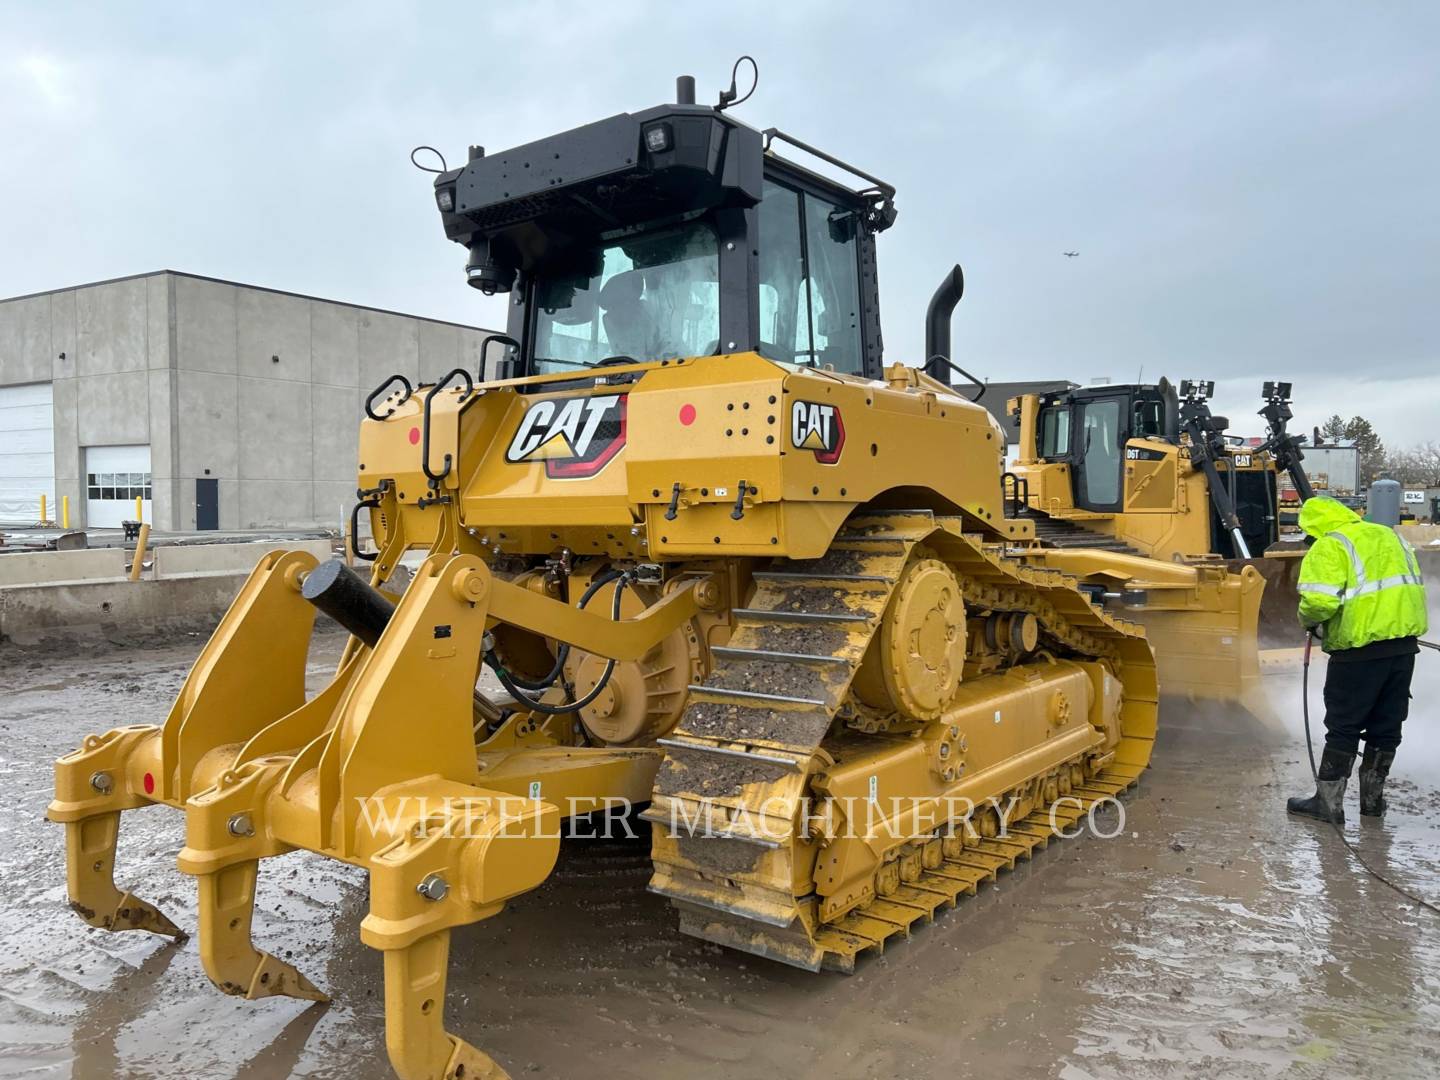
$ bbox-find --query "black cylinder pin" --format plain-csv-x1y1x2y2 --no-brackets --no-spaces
301,559,396,647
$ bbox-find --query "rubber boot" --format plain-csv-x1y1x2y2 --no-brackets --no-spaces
1287,747,1354,825
1359,746,1396,818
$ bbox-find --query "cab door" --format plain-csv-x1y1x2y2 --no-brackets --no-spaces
1122,396,1179,512
1074,397,1124,512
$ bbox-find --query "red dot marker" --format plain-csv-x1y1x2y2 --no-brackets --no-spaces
408,426,421,445
143,772,155,795
678,403,696,426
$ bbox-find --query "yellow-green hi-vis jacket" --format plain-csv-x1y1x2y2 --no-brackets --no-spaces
1297,497,1428,652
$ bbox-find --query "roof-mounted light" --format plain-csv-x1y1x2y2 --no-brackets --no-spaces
643,122,672,154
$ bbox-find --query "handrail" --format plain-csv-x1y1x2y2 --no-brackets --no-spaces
1001,471,1030,520
349,483,389,562
364,374,413,421
421,368,474,483
927,354,987,403
478,333,521,381
760,127,896,199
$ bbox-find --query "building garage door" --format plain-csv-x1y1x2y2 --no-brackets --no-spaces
0,382,54,524
85,445,152,529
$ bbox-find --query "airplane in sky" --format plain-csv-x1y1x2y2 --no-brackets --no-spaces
1063,251,1080,257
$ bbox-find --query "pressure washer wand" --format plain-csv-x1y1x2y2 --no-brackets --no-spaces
1302,630,1317,781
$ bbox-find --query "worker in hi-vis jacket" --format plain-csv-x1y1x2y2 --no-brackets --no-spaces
1288,497,1428,823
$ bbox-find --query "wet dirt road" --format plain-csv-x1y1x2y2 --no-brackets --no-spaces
1,635,1438,1079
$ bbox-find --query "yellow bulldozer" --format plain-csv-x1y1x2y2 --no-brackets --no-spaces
1006,376,1320,670
49,74,1286,1080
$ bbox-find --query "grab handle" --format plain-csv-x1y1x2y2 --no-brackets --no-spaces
479,333,521,381
364,374,414,421
421,367,474,483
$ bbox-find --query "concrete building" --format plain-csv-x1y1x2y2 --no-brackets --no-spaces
0,272,497,531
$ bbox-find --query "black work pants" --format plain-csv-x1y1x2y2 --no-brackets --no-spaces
1323,652,1415,755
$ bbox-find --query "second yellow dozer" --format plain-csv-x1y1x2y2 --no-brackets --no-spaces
49,78,1268,1080
1005,377,1320,679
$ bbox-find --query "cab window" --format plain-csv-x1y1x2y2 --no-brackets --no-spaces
1080,399,1122,506
803,192,863,374
757,182,810,364
1133,398,1164,439
531,220,719,372
1039,406,1071,458
757,179,865,375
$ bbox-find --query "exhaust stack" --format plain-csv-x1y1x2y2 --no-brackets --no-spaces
924,264,965,382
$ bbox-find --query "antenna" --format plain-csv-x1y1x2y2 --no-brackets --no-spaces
715,56,758,111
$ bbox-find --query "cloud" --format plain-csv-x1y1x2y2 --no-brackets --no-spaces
0,1,1434,444
13,53,76,111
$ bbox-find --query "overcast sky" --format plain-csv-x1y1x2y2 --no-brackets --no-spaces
3,2,1436,444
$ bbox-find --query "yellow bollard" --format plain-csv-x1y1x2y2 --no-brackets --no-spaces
39,493,47,524
135,495,143,523
61,495,70,529
129,523,150,582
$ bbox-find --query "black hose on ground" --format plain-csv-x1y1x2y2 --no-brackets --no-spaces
1301,630,1439,916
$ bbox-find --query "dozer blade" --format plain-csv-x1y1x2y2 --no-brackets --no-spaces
1032,547,1267,706
1239,544,1308,650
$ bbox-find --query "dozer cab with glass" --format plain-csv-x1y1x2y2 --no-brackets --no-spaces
50,73,1268,1080
1007,377,1316,648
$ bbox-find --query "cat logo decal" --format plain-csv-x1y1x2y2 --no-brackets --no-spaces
790,400,845,464
506,394,627,479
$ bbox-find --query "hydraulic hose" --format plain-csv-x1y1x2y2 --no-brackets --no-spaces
1300,630,1439,916
498,570,620,692
486,570,630,716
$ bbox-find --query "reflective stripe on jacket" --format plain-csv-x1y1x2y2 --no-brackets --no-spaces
1296,497,1428,652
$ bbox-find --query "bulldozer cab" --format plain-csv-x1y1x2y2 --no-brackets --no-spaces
1013,379,1294,562
433,97,897,382
1032,384,1178,514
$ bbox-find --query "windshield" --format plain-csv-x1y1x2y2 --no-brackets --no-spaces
531,220,719,373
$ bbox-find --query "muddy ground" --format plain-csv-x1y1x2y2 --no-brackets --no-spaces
2,633,1438,1079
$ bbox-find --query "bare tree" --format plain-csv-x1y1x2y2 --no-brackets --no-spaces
1384,441,1440,487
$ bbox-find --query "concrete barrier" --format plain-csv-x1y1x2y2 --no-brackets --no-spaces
0,547,125,587
153,539,334,578
0,573,251,644
0,541,339,644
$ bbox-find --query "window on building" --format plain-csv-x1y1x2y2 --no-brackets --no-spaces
88,470,152,502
